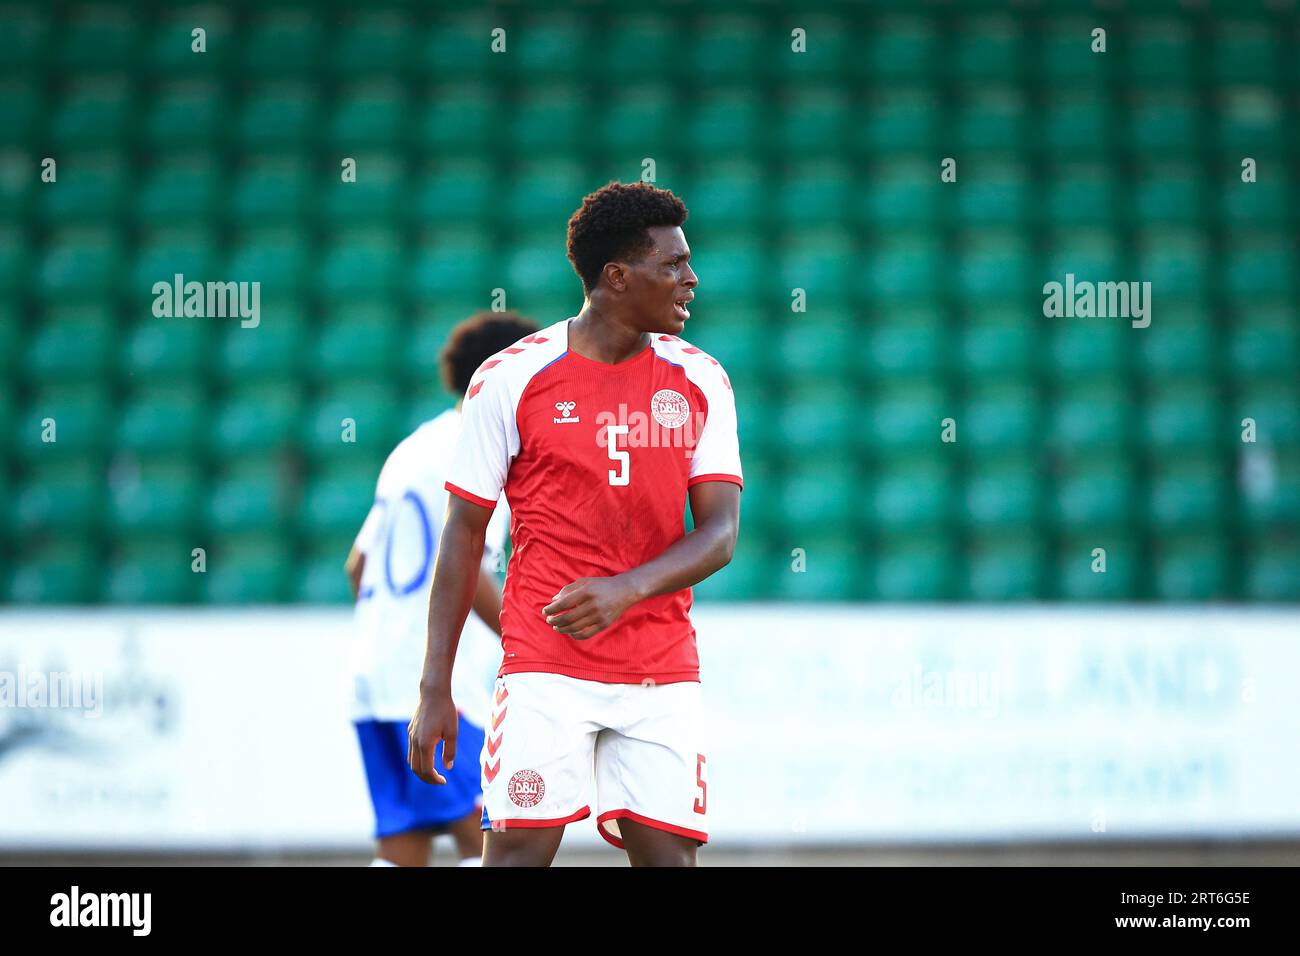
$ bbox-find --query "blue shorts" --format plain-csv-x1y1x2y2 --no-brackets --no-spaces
354,716,485,839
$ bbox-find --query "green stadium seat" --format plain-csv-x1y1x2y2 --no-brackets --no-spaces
863,384,949,455
0,306,19,383
131,229,217,292
1147,460,1228,532
1243,536,1300,600
142,81,227,146
330,11,413,76
1143,388,1222,452
593,15,679,80
963,535,1047,600
50,77,134,147
415,13,501,78
864,234,943,302
961,459,1043,530
136,157,223,223
955,89,1028,153
0,227,28,296
1043,230,1123,287
1042,94,1114,159
417,84,502,154
23,311,116,385
328,81,407,149
1050,386,1133,453
230,158,313,222
504,160,588,227
1138,227,1211,299
1227,305,1298,383
1055,536,1141,600
507,15,591,81
115,387,207,456
16,459,105,535
1046,165,1118,226
38,150,128,224
1151,538,1231,601
298,464,378,538
145,14,232,76
962,386,1040,451
412,158,497,225
1225,236,1294,298
860,17,938,81
107,459,202,535
1053,461,1139,531
1236,385,1300,449
206,463,290,535
1217,88,1285,154
855,89,939,154
1135,304,1217,384
57,8,138,72
781,458,858,532
688,89,764,156
858,158,940,228
955,231,1032,300
236,85,320,149
320,155,405,224
688,15,765,83
958,308,1039,380
775,227,854,301
1133,164,1208,226
0,5,49,70
227,229,310,292
1038,18,1108,84
6,539,98,603
1220,175,1290,227
241,11,324,76
504,230,578,298
293,537,356,603
691,533,770,602
866,460,955,534
121,317,211,383
951,16,1025,82
777,162,852,227
14,386,112,462
1238,451,1300,530
200,536,292,604
862,306,946,380
1126,18,1194,85
411,227,494,298
1212,20,1281,85
734,458,780,536
775,88,850,155
312,309,402,380
1129,93,1203,154
1048,321,1134,381
872,537,955,601
302,385,401,460
510,87,586,152
105,537,200,603
316,231,403,297
955,161,1031,227
778,15,848,81
216,308,307,382
777,537,863,601
778,382,862,455
211,384,303,456
38,228,124,298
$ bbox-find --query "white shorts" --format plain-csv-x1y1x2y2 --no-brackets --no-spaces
478,672,709,848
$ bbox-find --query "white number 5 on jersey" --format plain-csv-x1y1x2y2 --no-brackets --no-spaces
606,424,630,486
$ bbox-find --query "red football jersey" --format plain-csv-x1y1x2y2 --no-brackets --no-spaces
445,317,743,684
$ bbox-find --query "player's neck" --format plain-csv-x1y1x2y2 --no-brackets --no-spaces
569,304,650,365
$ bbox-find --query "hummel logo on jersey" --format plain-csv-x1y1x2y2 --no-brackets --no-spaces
553,401,579,424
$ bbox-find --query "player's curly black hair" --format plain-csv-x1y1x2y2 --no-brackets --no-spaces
440,310,539,397
566,181,689,293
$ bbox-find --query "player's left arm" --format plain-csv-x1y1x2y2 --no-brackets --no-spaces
544,480,740,640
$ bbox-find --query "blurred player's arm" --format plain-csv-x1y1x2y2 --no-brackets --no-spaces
544,480,740,641
345,546,365,602
409,495,493,785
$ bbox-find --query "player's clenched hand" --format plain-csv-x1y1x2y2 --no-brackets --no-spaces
543,576,637,640
407,690,458,785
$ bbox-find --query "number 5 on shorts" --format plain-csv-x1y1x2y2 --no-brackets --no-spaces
694,754,707,814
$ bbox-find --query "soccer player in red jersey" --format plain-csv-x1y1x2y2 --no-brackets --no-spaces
409,182,742,866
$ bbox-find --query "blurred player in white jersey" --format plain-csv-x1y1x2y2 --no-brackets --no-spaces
346,311,539,866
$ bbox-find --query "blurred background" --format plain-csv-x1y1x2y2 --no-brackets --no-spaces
0,0,1297,864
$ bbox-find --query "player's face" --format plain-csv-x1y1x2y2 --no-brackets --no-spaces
625,225,698,335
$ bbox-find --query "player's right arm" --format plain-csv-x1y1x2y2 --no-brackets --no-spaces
409,354,516,785
408,495,493,785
